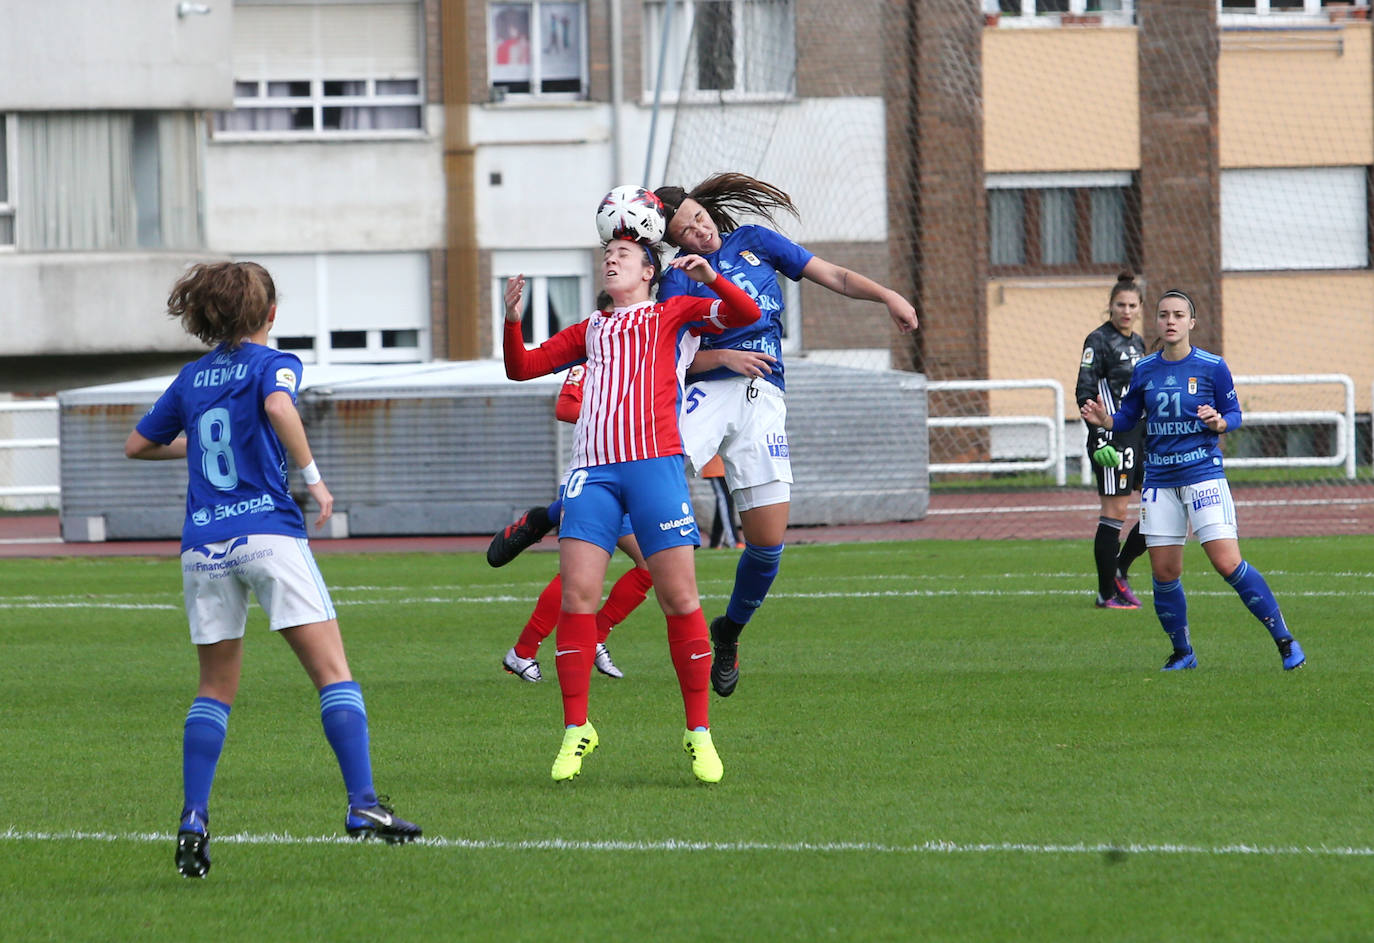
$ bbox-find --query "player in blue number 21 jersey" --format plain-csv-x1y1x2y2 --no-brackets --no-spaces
124,261,420,878
1082,289,1305,672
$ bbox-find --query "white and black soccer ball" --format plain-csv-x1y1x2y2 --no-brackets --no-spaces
595,185,667,245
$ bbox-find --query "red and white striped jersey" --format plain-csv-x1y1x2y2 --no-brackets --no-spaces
504,277,759,467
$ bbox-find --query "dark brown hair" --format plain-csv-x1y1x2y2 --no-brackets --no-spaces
167,261,277,347
1158,288,1196,318
1108,271,1142,309
654,172,798,245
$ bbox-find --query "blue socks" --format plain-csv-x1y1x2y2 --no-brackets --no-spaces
182,697,230,819
1151,577,1191,653
1225,560,1290,641
725,542,784,627
319,681,377,809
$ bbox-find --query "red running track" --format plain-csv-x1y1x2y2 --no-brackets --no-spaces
2,483,1369,559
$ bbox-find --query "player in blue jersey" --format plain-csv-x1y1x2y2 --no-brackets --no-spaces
654,173,919,697
1081,289,1305,672
124,261,420,878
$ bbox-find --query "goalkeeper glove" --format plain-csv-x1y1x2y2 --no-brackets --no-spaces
1092,445,1121,468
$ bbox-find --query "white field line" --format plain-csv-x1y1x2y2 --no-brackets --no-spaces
0,582,1368,612
4,568,1368,606
0,589,1366,613
1,827,1372,858
928,496,1374,517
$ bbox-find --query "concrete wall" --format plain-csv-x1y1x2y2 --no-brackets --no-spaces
1220,22,1373,168
984,21,1374,172
204,115,447,253
1223,271,1374,412
0,0,232,110
984,27,1139,173
0,253,222,356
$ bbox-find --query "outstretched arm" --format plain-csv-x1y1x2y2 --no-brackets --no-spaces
801,257,918,333
502,274,587,380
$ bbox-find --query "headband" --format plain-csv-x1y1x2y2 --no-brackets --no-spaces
1159,289,1195,317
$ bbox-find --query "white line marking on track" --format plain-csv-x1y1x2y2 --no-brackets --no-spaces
1,828,1371,857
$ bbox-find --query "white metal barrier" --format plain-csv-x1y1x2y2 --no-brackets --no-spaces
1077,372,1357,483
0,398,60,499
927,379,1067,486
1229,374,1356,479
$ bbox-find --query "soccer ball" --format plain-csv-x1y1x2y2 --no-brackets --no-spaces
595,185,667,245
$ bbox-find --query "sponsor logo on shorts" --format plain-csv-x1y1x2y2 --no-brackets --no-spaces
1191,486,1222,511
766,433,789,458
183,545,275,575
659,502,695,533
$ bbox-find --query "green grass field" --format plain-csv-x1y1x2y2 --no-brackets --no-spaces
2,537,1372,941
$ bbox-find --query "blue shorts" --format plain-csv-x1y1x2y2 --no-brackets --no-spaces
558,455,700,557
557,483,632,539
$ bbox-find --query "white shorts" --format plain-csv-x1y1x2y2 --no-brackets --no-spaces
680,376,792,509
1139,478,1239,547
180,534,337,645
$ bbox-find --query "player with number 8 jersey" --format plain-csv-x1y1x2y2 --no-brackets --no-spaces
126,261,420,879
145,337,308,547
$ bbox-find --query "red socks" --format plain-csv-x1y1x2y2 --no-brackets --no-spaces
554,610,596,727
666,609,711,730
596,567,654,643
518,566,652,658
514,573,562,659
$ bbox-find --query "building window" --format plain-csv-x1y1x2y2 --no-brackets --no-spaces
1221,167,1368,271
252,252,432,364
0,115,14,248
1219,0,1366,16
988,0,1136,21
644,0,796,100
986,173,1138,274
489,2,588,100
7,112,201,252
217,78,422,135
490,250,594,355
215,2,425,138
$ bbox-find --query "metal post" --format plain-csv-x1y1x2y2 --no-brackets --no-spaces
642,0,677,186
